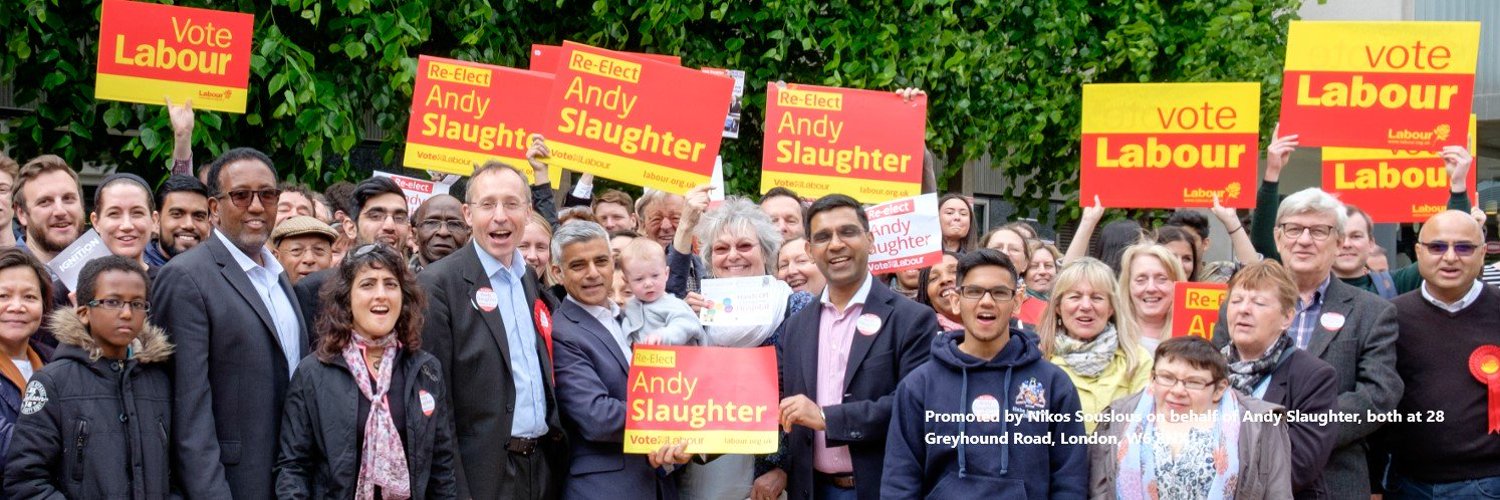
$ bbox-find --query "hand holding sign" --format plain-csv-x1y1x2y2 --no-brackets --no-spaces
1441,144,1472,193
527,134,551,186
1265,126,1300,182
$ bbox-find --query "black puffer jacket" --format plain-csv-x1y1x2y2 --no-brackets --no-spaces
3,309,175,499
274,347,458,500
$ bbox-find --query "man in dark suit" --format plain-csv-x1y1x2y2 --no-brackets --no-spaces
419,161,563,499
774,194,936,500
151,147,309,499
549,221,693,500
294,176,411,326
1212,187,1401,498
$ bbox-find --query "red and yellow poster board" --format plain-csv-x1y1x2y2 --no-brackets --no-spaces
624,345,779,454
1080,83,1260,209
1172,282,1226,340
402,56,559,183
1279,21,1479,149
541,42,731,194
1322,114,1478,222
95,0,254,113
760,84,925,203
529,44,680,73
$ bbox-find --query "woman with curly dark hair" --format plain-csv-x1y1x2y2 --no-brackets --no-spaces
274,244,458,499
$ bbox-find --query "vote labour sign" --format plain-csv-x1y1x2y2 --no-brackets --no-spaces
1321,114,1478,223
94,0,253,113
1278,21,1479,150
1080,83,1260,209
624,346,778,454
760,84,925,204
402,56,558,183
1172,282,1226,340
541,42,731,194
865,193,942,274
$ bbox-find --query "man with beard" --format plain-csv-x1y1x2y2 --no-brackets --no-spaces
293,176,411,326
144,174,212,268
410,194,470,273
150,147,308,499
12,155,84,269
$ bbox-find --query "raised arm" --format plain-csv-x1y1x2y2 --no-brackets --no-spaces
1211,195,1261,265
1063,195,1104,265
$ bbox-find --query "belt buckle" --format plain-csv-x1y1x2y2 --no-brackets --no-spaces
508,437,539,455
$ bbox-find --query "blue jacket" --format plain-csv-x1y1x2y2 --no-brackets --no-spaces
882,330,1088,499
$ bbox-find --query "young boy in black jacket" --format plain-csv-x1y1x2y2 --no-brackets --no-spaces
4,255,175,499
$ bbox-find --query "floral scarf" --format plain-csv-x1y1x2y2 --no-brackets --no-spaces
1053,324,1119,377
1223,333,1293,395
1116,392,1242,500
342,335,411,500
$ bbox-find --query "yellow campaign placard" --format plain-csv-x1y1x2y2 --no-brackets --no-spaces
1284,21,1481,74
1079,82,1261,209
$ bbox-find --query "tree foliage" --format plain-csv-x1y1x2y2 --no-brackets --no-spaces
1,0,1300,217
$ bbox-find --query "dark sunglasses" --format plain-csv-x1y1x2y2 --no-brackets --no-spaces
217,188,281,208
1419,240,1479,257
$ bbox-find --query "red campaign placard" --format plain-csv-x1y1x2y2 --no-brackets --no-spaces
624,345,779,454
95,0,254,112
402,56,556,180
1172,282,1226,339
1079,133,1259,208
760,83,926,204
529,44,680,73
541,41,732,194
1322,156,1476,223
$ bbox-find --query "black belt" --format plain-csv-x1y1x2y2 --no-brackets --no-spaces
507,437,541,455
815,472,855,489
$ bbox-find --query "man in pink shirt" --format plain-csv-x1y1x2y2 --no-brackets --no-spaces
772,194,937,500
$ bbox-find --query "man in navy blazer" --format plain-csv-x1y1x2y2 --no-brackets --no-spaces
773,194,936,500
151,148,309,499
549,221,692,500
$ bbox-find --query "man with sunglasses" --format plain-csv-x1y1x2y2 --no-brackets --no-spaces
772,194,935,500
882,249,1087,499
1211,185,1401,499
1383,210,1499,497
293,176,411,325
150,147,309,500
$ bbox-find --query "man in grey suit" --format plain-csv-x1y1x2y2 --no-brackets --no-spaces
151,147,309,499
1213,187,1402,499
548,221,692,500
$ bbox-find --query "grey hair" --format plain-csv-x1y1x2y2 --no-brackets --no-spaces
550,220,610,266
635,188,679,218
1276,187,1347,237
695,197,783,277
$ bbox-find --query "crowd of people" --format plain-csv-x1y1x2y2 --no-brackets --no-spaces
0,93,1496,500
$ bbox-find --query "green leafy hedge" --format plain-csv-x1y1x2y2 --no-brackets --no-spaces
1,0,1300,217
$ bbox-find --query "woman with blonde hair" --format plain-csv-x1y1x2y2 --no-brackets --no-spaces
1115,244,1187,353
1036,257,1151,431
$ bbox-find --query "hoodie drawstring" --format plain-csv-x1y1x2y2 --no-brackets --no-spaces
957,366,968,479
1000,366,1012,476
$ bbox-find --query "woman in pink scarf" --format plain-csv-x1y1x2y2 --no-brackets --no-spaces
275,244,457,499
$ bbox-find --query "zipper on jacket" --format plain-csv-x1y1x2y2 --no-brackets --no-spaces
72,419,89,482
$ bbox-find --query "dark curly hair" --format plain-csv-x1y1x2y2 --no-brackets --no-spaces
314,243,425,361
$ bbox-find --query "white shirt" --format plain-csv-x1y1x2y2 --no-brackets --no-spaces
1420,280,1484,313
10,356,33,382
568,296,631,365
214,230,303,377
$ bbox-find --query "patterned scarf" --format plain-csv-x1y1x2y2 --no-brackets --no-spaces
1053,324,1119,377
1223,333,1293,395
1116,392,1242,500
342,334,411,500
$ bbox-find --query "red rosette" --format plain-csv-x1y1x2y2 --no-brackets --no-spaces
534,299,554,366
1468,345,1500,434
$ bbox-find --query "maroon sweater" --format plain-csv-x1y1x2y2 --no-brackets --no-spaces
1390,284,1500,482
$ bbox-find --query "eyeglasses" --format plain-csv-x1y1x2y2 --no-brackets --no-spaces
361,209,409,225
87,298,150,312
1419,240,1479,257
809,225,865,246
217,189,281,208
418,219,469,233
957,285,1015,302
1152,372,1214,391
1277,223,1335,241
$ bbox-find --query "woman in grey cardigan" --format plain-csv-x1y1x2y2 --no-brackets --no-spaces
1088,336,1292,500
